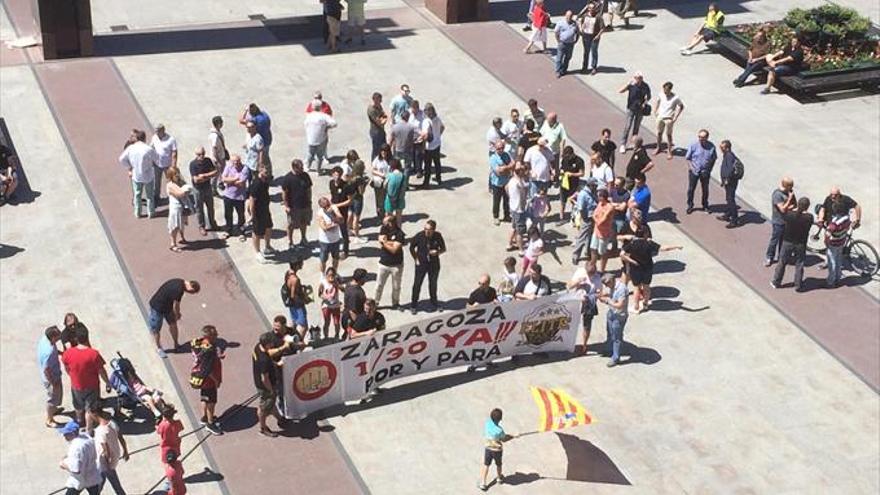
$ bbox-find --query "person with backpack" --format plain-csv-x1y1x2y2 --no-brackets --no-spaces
282,259,310,340
190,325,224,435
718,139,743,228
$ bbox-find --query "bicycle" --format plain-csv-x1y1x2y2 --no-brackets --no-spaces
807,216,879,278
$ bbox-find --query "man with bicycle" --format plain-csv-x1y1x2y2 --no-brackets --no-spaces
816,187,861,231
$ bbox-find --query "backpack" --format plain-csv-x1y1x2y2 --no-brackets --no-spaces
732,158,745,181
189,339,216,389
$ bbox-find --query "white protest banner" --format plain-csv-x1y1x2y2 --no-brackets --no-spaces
281,293,580,419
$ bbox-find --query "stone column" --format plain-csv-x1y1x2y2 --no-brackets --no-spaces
35,0,93,59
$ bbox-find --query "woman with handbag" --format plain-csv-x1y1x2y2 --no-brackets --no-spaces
371,144,392,219
165,166,193,253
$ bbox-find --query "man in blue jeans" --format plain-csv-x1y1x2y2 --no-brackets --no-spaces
618,72,651,152
599,272,628,367
684,129,717,214
578,2,605,74
148,279,201,357
554,11,579,78
765,177,796,267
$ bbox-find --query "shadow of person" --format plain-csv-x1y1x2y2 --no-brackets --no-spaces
556,433,631,485
648,299,709,313
503,472,542,486
183,467,225,484
617,342,662,365
649,206,679,224
652,259,686,274
0,243,25,259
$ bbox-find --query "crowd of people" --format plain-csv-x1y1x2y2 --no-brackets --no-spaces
35,2,872,493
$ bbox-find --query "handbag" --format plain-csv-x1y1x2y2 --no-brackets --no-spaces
641,103,652,117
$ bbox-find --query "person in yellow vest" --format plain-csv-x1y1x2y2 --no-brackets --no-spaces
680,3,725,55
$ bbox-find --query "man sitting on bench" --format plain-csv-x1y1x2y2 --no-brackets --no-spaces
680,3,725,55
762,36,804,95
733,25,771,87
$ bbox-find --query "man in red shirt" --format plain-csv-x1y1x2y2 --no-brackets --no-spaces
61,332,109,433
157,404,184,464
304,91,333,115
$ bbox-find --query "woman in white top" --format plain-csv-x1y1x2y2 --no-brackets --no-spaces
567,259,602,355
165,166,192,252
371,144,392,219
319,267,342,340
589,152,614,189
316,197,343,273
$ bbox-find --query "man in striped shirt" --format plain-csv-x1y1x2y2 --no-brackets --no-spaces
824,201,851,288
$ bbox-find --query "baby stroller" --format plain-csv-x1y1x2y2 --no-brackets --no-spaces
109,352,165,422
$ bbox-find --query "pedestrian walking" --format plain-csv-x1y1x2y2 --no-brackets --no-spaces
479,408,516,491
579,2,605,74
554,11,579,77
191,325,224,435
91,409,129,494
148,279,201,357
220,155,250,241
653,82,685,158
59,421,102,495
60,333,109,434
247,165,275,263
281,159,313,249
305,103,338,173
164,451,186,495
118,129,159,218
718,140,743,228
765,177,796,266
38,326,64,428
598,272,628,367
409,219,446,313
323,0,343,52
375,215,406,309
189,147,218,235
367,92,388,159
150,124,178,205
523,0,550,54
684,129,717,214
618,72,651,152
771,197,813,291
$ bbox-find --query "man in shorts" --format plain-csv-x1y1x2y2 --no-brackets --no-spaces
591,188,616,272
253,332,292,437
506,164,529,254
316,196,344,273
38,326,64,428
479,408,515,491
61,332,109,434
192,325,225,435
281,159,313,249
680,3,724,55
148,279,201,358
344,0,367,45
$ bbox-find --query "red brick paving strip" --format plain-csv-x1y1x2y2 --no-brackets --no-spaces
440,21,879,391
32,58,366,494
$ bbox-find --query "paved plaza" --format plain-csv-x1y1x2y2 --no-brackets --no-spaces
1,0,878,494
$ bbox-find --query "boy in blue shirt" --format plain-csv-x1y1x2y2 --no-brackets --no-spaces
480,408,516,491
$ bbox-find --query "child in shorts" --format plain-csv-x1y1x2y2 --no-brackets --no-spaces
479,408,515,491
125,368,167,421
522,226,544,275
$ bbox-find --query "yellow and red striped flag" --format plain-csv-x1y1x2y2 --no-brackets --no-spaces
530,386,594,432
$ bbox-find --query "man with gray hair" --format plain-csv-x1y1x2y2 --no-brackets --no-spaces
304,102,338,173
189,146,218,234
150,123,178,205
684,129,717,214
119,129,160,218
598,271,628,367
772,196,813,291
554,10,579,77
571,178,599,265
718,139,742,228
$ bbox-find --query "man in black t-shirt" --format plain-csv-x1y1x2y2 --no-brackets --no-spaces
148,279,201,357
590,128,616,170
375,215,406,308
0,143,19,202
252,332,287,437
558,146,584,220
817,187,860,229
516,119,541,160
281,159,313,249
409,219,447,313
350,299,385,338
248,165,274,263
763,37,805,94
624,137,654,188
468,275,498,306
189,147,218,233
620,234,682,313
343,269,368,334
772,197,813,291
329,166,353,257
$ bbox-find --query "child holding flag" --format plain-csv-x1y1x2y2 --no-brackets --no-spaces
480,408,516,491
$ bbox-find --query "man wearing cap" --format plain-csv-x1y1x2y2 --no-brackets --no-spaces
618,72,651,153
119,129,160,218
150,124,178,205
59,421,102,495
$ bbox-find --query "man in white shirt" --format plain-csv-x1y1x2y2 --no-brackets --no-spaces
506,165,528,254
59,421,102,495
91,409,129,493
304,103,338,173
485,117,508,155
408,100,432,180
149,124,178,204
539,112,567,177
423,103,445,187
244,122,265,174
119,129,160,218
500,108,524,148
653,81,685,159
209,115,227,194
524,137,554,190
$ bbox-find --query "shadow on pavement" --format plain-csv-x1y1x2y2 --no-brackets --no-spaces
557,433,631,485
0,243,25,259
653,259,686,274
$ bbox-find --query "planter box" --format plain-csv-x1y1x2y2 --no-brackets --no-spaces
715,24,880,95
426,0,489,24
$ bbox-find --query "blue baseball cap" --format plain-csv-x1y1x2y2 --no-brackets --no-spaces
59,421,80,436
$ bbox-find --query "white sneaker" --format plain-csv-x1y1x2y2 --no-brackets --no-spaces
681,49,692,56
255,252,268,264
